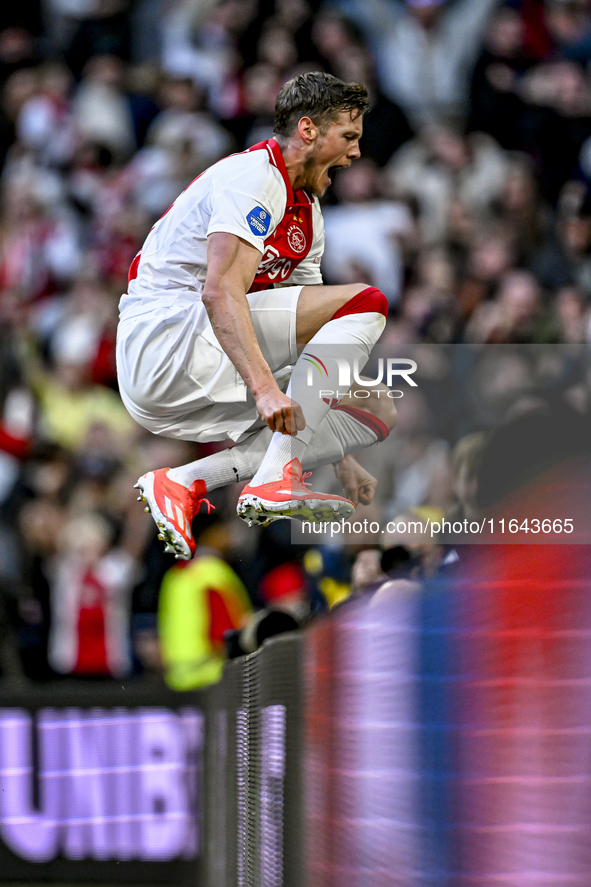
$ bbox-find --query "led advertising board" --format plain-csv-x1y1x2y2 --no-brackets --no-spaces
0,692,203,884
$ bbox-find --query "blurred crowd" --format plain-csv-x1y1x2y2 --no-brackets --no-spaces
3,0,591,686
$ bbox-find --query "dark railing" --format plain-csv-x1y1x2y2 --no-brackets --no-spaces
4,564,591,886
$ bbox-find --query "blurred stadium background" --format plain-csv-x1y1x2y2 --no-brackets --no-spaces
3,0,591,882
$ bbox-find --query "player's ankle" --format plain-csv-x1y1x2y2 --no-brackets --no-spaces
166,466,197,488
249,434,307,486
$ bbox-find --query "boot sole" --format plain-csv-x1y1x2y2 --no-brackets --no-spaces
236,494,354,528
134,473,193,560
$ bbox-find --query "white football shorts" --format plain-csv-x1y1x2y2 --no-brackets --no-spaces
116,286,302,442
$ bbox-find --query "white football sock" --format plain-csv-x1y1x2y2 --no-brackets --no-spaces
303,404,390,469
166,446,244,490
241,403,388,485
164,401,389,492
249,309,386,485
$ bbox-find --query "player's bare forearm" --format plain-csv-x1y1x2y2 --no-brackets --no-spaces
203,232,305,434
204,285,304,434
202,281,275,393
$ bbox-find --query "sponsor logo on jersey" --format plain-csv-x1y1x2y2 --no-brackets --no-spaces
246,206,271,236
287,223,306,254
250,201,313,288
258,245,292,281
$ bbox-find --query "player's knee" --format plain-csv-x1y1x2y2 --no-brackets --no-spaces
369,384,397,433
350,382,397,436
385,398,397,432
332,285,389,321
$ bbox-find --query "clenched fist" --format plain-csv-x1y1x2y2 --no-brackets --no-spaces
255,389,306,436
334,455,378,505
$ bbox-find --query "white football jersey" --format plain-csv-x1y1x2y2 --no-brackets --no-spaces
116,139,324,440
120,139,323,319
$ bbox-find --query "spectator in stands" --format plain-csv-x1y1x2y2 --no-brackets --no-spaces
348,387,451,527
160,0,257,115
73,55,137,160
333,0,501,125
334,42,414,167
225,562,308,658
310,9,365,74
3,0,591,683
48,511,135,678
491,153,549,263
15,490,68,679
231,62,278,148
158,522,252,689
468,4,537,150
0,21,39,89
259,561,311,623
16,61,76,168
322,158,414,306
63,0,132,76
145,75,231,169
454,226,516,329
387,122,509,245
544,0,591,65
465,268,544,342
530,180,591,299
552,285,589,343
519,59,591,204
257,19,299,73
447,429,486,521
34,273,117,383
0,171,81,301
26,320,136,453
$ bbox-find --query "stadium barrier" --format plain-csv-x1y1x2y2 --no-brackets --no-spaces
201,634,304,887
0,678,205,885
4,559,591,886
0,634,305,887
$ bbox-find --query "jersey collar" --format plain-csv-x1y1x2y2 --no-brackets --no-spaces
266,138,295,205
248,138,315,206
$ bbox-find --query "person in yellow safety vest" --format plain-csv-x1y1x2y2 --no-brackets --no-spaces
158,554,252,690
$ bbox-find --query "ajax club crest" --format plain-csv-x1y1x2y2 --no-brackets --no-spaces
287,223,306,254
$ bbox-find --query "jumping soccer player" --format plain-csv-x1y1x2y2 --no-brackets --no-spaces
116,72,396,559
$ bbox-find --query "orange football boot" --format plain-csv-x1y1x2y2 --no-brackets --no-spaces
236,458,354,527
134,468,214,559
